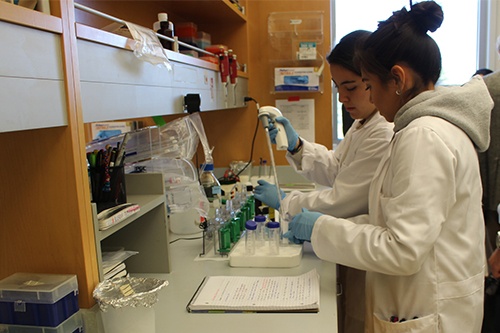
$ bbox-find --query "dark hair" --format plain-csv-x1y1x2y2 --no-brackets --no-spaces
327,30,371,76
473,68,493,77
356,1,444,95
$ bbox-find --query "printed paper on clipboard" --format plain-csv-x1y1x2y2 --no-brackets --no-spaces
276,98,315,143
186,269,320,313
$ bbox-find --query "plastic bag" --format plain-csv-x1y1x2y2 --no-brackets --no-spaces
125,21,172,70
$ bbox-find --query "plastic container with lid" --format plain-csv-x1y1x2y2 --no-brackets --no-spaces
176,22,198,38
204,44,228,54
154,12,174,50
254,215,267,246
267,221,280,255
199,163,221,201
196,31,211,50
0,311,83,333
245,220,257,255
0,273,79,327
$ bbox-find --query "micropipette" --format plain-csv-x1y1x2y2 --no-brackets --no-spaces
257,106,290,235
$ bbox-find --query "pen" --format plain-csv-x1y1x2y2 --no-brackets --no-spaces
115,133,130,167
101,149,111,192
109,148,117,167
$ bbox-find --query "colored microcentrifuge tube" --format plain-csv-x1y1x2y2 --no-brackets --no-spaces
267,221,280,255
248,195,255,217
230,218,240,243
245,220,257,255
219,226,231,253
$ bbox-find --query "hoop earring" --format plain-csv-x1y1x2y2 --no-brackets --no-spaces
396,90,402,96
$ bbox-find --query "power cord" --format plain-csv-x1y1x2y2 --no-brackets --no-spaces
229,97,261,179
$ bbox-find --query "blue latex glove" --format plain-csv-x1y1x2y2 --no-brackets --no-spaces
254,179,285,210
269,116,300,152
283,208,322,243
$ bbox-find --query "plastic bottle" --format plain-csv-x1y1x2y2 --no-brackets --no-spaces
267,221,280,255
245,220,257,255
211,199,223,255
254,215,266,246
200,163,221,202
154,12,174,50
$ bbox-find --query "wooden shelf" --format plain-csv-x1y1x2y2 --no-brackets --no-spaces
0,1,62,33
92,173,171,281
160,0,247,24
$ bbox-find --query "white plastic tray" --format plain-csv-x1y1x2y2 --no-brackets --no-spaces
228,238,302,268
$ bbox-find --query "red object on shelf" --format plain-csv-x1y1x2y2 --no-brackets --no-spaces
200,55,219,64
176,22,198,38
218,49,230,83
204,44,228,54
229,51,238,84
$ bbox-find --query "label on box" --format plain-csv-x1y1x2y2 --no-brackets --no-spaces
274,67,320,92
298,42,317,60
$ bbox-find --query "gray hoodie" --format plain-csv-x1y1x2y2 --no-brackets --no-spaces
394,75,493,152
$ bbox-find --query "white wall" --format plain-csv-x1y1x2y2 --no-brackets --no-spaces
486,0,500,71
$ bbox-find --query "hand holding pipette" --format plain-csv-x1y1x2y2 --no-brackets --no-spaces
254,179,285,210
269,116,300,152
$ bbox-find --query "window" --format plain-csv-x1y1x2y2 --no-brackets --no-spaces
332,0,482,142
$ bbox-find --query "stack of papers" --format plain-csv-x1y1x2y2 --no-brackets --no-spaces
103,262,128,280
101,249,138,280
186,269,320,313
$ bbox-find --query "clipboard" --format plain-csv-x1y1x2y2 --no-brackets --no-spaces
186,270,320,313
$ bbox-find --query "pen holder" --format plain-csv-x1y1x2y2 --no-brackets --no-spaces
89,166,127,213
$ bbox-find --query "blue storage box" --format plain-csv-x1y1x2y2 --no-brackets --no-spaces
0,311,83,333
0,273,79,327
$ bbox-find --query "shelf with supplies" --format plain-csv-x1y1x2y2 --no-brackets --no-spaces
76,24,248,122
73,0,249,121
268,11,325,94
92,173,171,281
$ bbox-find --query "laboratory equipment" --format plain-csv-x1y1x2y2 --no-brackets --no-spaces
245,220,257,255
229,217,241,243
257,105,290,236
0,273,79,327
257,106,288,151
154,12,174,50
267,221,280,255
254,215,267,246
199,163,221,201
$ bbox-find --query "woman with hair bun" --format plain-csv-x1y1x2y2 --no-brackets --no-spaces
282,1,493,332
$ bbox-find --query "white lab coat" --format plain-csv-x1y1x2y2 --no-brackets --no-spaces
280,112,393,333
311,77,493,333
280,112,394,219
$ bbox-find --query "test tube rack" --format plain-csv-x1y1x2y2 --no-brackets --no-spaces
228,238,303,268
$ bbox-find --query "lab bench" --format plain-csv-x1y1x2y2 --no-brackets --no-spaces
81,234,338,332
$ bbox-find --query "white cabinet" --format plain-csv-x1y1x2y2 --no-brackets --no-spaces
0,20,67,132
76,29,248,122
